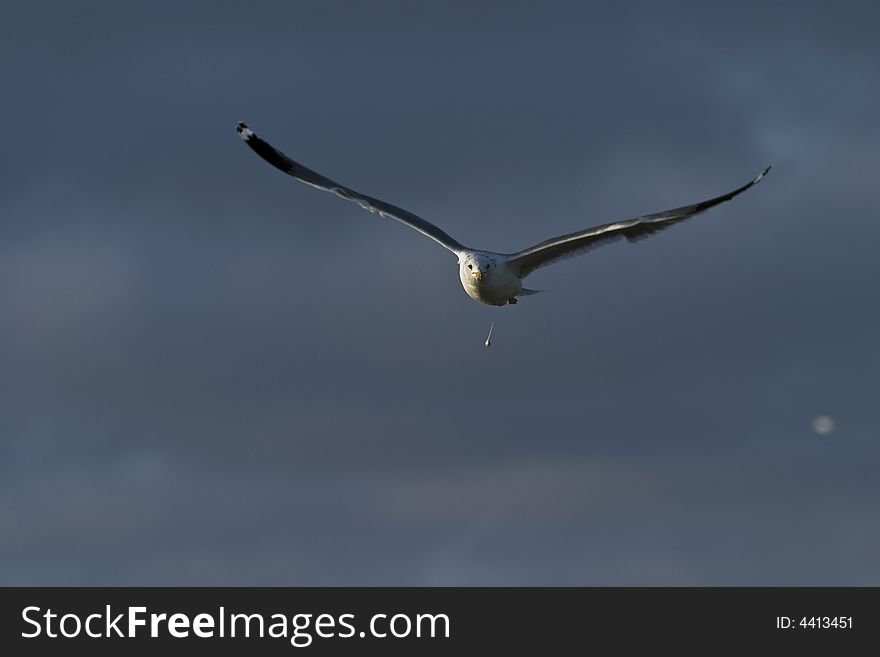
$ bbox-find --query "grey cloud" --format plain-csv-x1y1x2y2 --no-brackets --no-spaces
1,0,878,585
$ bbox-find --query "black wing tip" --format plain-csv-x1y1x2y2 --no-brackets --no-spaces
236,122,255,140
754,165,772,183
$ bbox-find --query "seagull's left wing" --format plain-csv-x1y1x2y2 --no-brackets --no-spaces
506,167,771,279
236,123,465,254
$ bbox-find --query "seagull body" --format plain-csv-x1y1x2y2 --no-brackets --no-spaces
236,122,770,307
458,250,527,307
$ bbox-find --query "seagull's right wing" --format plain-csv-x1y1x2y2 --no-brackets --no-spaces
506,167,771,278
236,123,465,255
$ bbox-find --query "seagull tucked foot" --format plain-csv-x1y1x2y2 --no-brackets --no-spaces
506,297,518,305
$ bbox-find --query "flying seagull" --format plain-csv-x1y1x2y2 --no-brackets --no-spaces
236,122,770,307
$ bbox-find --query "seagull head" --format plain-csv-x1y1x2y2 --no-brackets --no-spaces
463,254,492,281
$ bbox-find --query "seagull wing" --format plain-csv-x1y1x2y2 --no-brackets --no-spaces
236,123,465,254
506,167,771,279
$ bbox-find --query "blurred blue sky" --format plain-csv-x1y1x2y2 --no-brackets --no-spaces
1,0,878,584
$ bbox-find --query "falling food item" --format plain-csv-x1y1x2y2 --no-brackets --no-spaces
484,322,495,348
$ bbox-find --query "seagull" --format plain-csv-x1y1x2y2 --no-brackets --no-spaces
236,122,770,307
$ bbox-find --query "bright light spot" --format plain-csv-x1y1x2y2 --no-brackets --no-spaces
812,416,835,435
